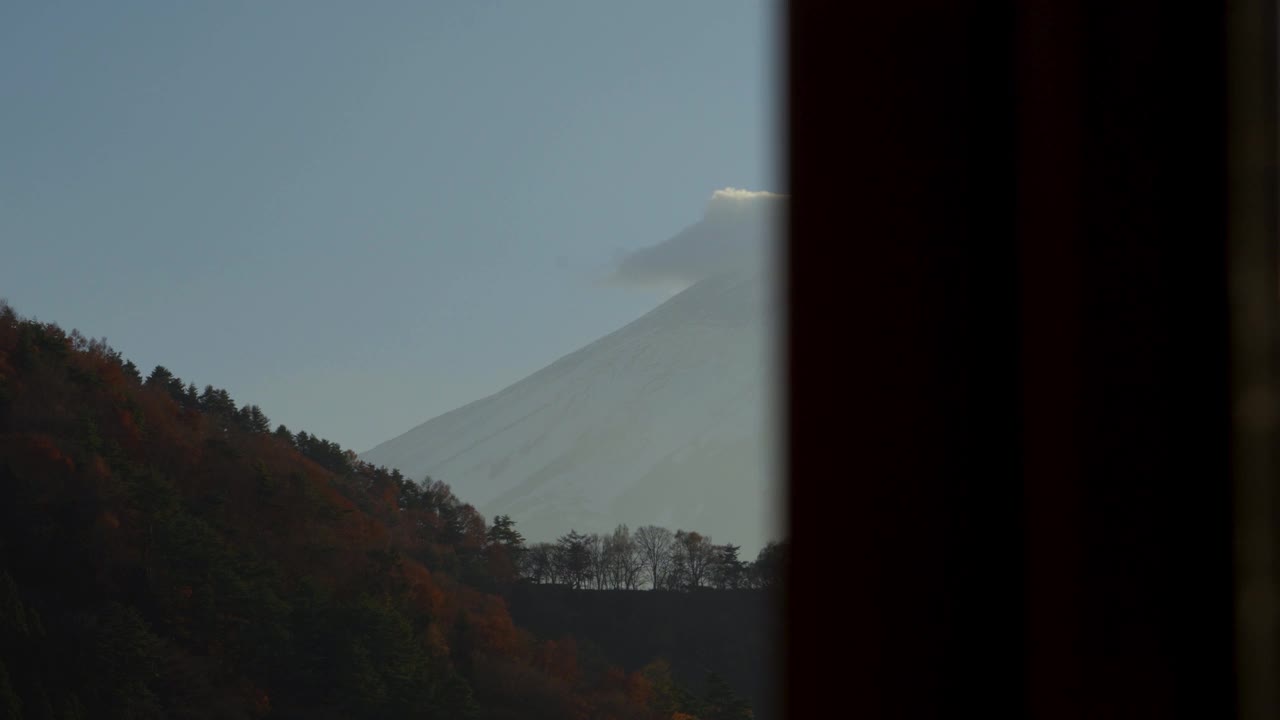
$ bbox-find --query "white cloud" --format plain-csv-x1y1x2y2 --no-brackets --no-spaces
609,188,785,291
706,187,786,224
710,186,785,203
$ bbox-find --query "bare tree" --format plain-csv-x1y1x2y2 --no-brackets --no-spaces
585,532,607,589
598,524,637,589
664,559,687,591
749,539,788,590
604,524,643,590
523,542,557,584
672,530,715,590
634,525,674,590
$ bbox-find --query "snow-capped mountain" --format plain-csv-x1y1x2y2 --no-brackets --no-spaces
361,190,784,557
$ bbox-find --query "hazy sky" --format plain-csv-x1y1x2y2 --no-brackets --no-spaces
1,1,781,453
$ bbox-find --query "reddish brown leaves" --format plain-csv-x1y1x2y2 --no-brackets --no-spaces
539,637,581,686
626,671,654,708
96,510,121,531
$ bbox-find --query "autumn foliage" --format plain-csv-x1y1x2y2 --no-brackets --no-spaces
0,302,752,720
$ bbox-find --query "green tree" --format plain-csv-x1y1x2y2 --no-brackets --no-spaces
144,365,173,388
199,385,237,418
711,544,746,590
487,515,525,550
145,366,188,403
0,659,21,720
701,672,752,720
87,603,165,719
121,359,142,384
640,659,701,717
237,404,270,434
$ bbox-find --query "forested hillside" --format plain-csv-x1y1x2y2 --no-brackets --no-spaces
0,302,782,720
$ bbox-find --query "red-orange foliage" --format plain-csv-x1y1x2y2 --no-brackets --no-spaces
96,510,121,531
456,503,488,553
472,594,518,656
424,620,450,658
540,637,581,686
409,565,445,608
10,433,75,474
115,407,141,441
373,475,400,513
626,671,654,707
470,656,586,720
602,666,627,693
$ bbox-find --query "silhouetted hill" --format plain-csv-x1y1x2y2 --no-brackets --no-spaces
0,302,766,720
508,585,782,720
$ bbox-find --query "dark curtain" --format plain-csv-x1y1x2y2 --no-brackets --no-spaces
787,1,1269,717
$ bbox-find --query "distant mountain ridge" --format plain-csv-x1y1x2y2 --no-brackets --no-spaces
361,205,783,556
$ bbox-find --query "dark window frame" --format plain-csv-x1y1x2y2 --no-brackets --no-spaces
786,2,1274,716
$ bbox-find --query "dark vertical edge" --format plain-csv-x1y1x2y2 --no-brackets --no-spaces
1082,2,1233,715
781,1,807,715
787,1,1020,716
767,0,788,718
1228,0,1280,717
1019,1,1236,716
947,0,1024,715
1016,2,1087,717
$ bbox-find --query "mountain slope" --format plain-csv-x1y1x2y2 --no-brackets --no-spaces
361,266,782,556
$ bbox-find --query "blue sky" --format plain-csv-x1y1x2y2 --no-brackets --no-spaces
0,1,781,452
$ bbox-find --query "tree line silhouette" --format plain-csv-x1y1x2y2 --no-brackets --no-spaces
520,526,785,592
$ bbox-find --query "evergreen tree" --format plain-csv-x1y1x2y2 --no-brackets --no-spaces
487,515,525,549
199,385,237,417
701,672,753,720
555,530,593,590
711,544,747,590
144,365,173,389
121,359,142,384
145,365,188,403
245,405,270,434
